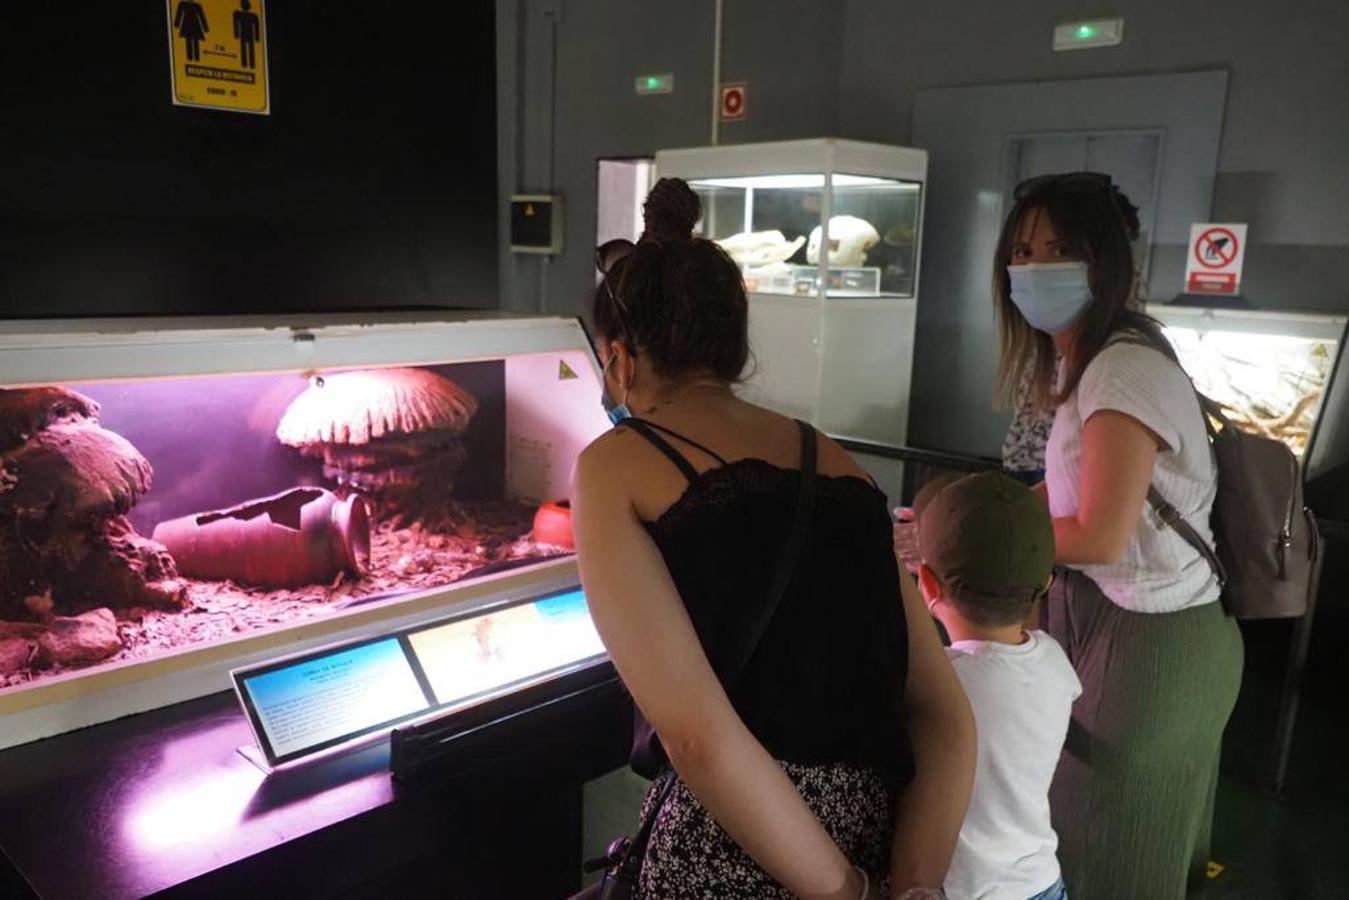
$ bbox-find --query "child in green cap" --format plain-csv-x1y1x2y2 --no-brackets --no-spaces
913,471,1081,900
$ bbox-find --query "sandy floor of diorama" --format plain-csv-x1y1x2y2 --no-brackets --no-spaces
0,501,569,689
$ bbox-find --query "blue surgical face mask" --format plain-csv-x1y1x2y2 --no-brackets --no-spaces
600,355,630,425
1007,261,1094,334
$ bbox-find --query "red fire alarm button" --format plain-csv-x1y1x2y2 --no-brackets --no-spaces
720,83,747,121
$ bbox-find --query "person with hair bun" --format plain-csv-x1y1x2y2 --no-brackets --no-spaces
993,172,1243,899
573,178,975,898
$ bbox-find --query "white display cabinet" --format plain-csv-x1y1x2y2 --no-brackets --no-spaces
1148,305,1349,481
656,140,927,469
0,311,609,748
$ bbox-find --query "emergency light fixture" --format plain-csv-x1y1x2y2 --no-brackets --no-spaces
1053,18,1124,51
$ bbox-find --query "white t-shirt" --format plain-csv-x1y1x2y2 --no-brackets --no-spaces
1045,339,1223,613
944,631,1081,900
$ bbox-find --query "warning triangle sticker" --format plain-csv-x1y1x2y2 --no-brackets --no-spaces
525,204,536,217
558,360,579,381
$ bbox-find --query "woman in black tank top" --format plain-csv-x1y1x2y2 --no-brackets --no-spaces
572,179,974,899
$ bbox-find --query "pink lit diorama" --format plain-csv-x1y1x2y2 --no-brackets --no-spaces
0,364,530,684
0,329,607,698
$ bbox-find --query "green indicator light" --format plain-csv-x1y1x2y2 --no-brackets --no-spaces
1077,25,1096,38
647,77,660,88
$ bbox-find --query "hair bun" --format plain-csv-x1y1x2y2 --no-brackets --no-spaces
642,178,701,241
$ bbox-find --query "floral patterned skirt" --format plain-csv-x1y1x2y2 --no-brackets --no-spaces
636,761,897,899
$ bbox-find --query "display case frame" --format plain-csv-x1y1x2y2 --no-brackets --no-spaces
0,311,607,750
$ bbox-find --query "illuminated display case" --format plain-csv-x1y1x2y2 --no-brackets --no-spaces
1148,305,1349,482
0,312,610,749
656,139,927,453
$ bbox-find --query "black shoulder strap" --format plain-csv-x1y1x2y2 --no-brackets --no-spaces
636,419,730,466
1147,486,1228,588
619,417,701,483
724,419,818,684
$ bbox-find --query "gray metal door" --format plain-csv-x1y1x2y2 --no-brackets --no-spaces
1006,130,1162,280
909,71,1228,458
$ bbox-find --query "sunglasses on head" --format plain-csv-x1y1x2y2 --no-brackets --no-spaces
595,239,636,339
1013,171,1114,201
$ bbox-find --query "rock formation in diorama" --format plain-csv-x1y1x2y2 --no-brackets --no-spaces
0,388,185,670
275,368,479,527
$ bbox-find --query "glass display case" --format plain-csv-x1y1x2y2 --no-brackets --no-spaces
656,139,927,459
0,312,609,748
693,173,921,300
1148,305,1349,481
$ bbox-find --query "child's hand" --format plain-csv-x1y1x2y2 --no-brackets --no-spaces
892,507,921,574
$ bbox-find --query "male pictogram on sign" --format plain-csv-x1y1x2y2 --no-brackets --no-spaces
174,0,210,62
234,0,261,69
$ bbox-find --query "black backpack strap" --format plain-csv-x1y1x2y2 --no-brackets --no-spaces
1147,486,1228,588
619,417,702,483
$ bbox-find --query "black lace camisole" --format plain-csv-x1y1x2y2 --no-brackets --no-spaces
621,417,914,786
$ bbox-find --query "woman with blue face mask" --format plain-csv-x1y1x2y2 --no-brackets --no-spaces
573,178,975,899
993,174,1243,900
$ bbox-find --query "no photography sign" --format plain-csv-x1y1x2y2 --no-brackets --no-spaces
1185,223,1248,295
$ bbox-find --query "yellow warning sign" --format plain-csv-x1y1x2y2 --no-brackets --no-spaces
1206,860,1226,879
166,0,269,114
558,361,579,381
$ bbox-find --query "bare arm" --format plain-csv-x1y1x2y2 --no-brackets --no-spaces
572,442,865,900
1052,410,1160,565
889,560,976,892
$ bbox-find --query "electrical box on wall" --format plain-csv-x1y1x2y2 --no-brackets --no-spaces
510,194,563,254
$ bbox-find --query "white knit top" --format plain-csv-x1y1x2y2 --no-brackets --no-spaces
1045,339,1222,613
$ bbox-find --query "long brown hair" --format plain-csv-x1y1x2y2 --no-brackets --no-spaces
993,175,1176,411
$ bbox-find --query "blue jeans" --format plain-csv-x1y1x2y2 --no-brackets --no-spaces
1027,877,1067,900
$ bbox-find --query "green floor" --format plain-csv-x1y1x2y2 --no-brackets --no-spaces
582,692,1349,898
1205,691,1349,899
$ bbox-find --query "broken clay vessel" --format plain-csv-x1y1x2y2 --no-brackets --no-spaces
152,488,370,587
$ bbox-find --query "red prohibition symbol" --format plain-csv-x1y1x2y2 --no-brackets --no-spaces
1195,227,1239,269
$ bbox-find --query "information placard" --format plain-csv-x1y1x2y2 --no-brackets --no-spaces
236,637,429,765
232,589,606,768
408,590,605,707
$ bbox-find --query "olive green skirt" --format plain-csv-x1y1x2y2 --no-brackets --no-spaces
1045,567,1244,900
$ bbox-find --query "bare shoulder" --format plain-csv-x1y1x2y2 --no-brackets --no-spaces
813,429,874,483
576,427,631,478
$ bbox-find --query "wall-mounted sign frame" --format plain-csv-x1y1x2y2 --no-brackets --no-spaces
166,0,271,114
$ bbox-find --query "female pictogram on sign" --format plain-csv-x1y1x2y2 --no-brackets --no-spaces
174,0,209,62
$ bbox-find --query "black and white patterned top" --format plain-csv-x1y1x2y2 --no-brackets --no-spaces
1002,373,1056,475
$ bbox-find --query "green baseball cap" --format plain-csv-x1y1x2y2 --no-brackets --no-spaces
914,471,1054,604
